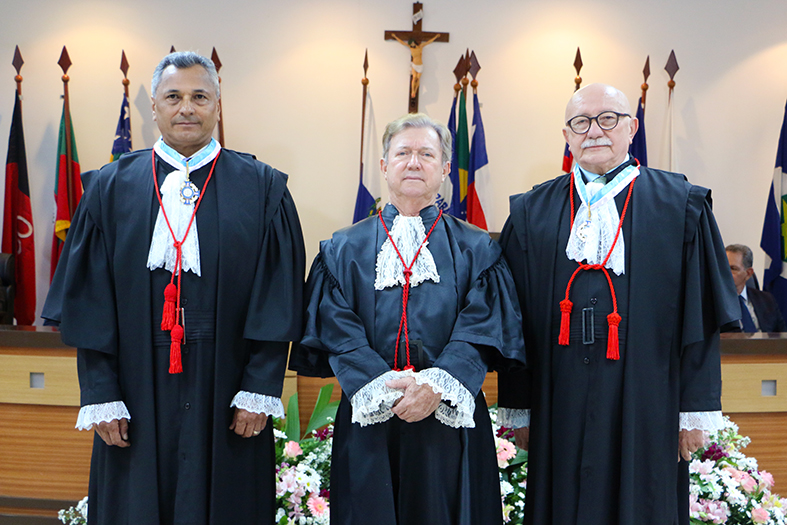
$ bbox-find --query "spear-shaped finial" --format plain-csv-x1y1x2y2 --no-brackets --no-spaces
641,55,650,107
665,50,679,91
452,55,465,95
460,49,471,95
468,50,481,92
120,50,130,98
58,46,72,81
12,46,23,95
362,49,369,86
170,45,176,54
573,47,583,92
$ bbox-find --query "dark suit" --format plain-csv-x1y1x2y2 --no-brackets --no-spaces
749,287,787,332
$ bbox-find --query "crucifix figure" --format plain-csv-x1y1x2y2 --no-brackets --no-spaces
385,2,449,113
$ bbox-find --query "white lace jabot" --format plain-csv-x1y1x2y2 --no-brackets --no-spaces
146,138,221,276
565,163,639,276
375,212,439,290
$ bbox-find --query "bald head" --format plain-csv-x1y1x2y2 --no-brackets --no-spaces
562,83,638,175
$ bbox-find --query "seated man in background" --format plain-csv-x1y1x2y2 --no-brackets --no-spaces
726,243,787,332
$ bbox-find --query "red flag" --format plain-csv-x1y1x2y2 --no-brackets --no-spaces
50,98,82,280
2,93,36,324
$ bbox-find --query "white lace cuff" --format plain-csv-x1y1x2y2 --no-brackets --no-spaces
349,368,476,428
416,368,475,428
230,391,285,419
75,401,131,431
497,407,530,429
350,370,406,427
680,410,725,432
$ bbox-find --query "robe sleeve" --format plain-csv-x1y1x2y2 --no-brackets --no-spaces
74,347,132,430
42,170,119,355
496,201,533,412
679,186,740,413
294,251,392,399
242,169,305,343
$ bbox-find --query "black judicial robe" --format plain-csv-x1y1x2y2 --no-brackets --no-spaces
497,167,739,525
43,149,305,524
291,204,526,525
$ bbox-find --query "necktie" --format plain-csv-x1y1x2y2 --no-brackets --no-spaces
739,295,756,332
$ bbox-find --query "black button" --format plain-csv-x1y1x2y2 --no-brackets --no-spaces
182,298,188,306
583,357,590,364
590,297,598,305
184,402,191,410
183,346,189,354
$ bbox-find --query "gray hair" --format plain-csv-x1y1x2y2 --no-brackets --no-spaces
151,52,220,99
726,244,753,269
382,113,452,165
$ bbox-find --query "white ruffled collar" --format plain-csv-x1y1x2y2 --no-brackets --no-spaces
374,204,440,290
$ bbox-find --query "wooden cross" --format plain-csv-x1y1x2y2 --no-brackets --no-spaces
385,2,449,113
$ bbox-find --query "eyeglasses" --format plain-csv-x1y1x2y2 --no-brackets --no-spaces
566,111,631,134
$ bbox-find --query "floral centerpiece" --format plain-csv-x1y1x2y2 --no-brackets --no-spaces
689,416,787,524
58,496,87,525
489,405,529,524
272,384,338,525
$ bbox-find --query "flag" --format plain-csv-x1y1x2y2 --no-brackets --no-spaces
562,144,573,173
629,96,648,167
761,100,787,318
51,103,82,280
437,93,458,214
2,93,36,324
110,93,132,161
449,90,470,220
353,88,381,223
467,92,489,229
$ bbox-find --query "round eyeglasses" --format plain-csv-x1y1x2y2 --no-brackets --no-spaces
566,111,631,134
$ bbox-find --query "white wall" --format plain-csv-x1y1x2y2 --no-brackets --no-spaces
0,0,785,323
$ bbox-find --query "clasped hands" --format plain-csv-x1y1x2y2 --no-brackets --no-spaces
386,376,442,423
94,408,268,447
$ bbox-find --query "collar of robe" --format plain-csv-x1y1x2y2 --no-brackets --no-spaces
378,204,443,371
150,143,221,374
559,158,640,361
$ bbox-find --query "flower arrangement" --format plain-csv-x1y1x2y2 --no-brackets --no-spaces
489,405,529,524
272,384,338,525
689,416,787,524
58,496,87,525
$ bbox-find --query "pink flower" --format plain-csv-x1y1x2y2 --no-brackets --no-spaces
283,440,303,459
307,494,329,517
760,470,775,490
495,438,516,468
752,507,770,524
740,472,758,493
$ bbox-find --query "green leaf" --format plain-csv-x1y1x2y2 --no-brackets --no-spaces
304,383,339,437
284,392,300,442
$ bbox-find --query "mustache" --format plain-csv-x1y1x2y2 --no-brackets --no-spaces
581,137,613,149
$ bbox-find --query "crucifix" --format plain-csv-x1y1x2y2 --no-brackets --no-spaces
385,2,449,113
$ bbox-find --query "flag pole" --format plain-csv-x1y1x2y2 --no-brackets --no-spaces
664,50,680,171
573,47,583,92
359,50,369,174
120,50,131,149
211,48,224,147
58,46,75,217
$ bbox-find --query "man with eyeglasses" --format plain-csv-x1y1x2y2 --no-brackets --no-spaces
496,83,739,525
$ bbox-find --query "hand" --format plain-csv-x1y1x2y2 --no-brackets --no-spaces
678,428,706,461
386,376,442,423
513,427,530,450
95,418,130,448
230,408,268,438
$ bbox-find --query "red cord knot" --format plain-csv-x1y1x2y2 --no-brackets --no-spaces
172,240,182,249
403,269,412,278
403,365,415,371
558,299,573,346
606,312,622,360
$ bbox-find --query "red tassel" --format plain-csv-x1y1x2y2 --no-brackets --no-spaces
558,299,573,346
606,312,621,360
169,324,184,374
161,283,177,331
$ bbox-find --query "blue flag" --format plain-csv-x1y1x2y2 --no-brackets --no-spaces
467,92,488,229
436,94,457,213
353,88,380,223
629,96,647,167
110,94,132,162
761,100,787,317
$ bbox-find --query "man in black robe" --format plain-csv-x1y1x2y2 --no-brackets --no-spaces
43,52,305,524
497,83,739,525
291,113,526,524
